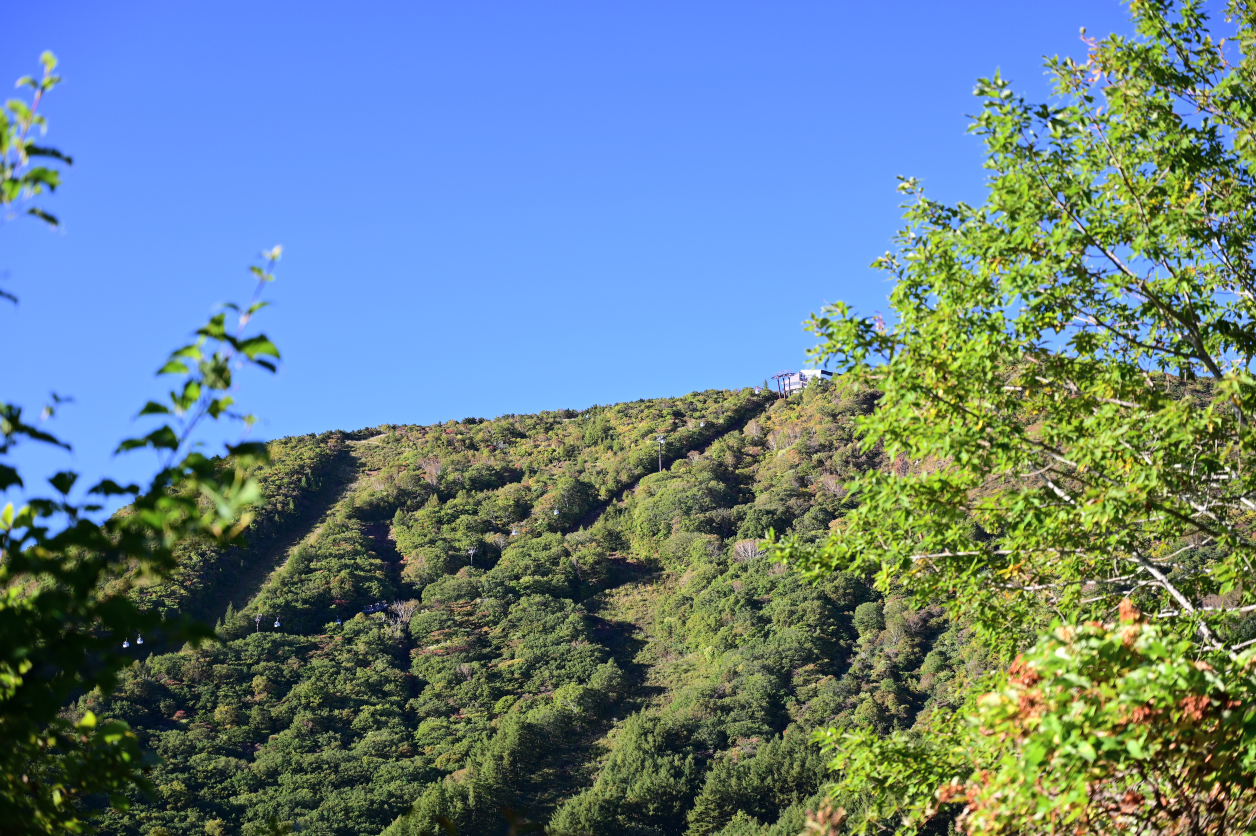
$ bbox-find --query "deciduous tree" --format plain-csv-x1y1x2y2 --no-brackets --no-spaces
776,2,1256,832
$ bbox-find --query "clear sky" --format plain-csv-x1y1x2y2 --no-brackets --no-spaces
4,0,1141,493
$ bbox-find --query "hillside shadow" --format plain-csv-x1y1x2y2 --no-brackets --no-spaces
360,519,407,596
512,556,668,824
199,448,359,629
567,396,772,533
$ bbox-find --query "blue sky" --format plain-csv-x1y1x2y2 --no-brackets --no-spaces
4,0,1139,493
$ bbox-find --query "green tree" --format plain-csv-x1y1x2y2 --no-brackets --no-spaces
549,714,701,835
851,602,883,641
1,54,284,833
775,1,1256,832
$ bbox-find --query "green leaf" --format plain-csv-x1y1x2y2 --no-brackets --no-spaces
238,335,280,360
26,207,60,227
47,470,77,495
198,313,227,339
206,395,234,418
23,167,62,190
24,144,72,164
0,463,22,491
87,479,139,497
115,426,179,453
226,441,269,463
175,380,202,410
6,99,31,121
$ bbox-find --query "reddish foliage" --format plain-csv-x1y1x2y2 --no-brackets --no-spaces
1007,655,1041,688
1180,694,1211,723
1118,598,1142,623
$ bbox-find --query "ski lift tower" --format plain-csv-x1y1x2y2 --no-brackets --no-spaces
770,371,796,399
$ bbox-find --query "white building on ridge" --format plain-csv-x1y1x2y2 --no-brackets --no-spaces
770,368,832,397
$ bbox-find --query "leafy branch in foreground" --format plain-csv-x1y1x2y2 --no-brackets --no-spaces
1,51,70,239
0,245,283,833
0,50,70,305
0,46,287,836
775,1,1256,832
824,606,1256,835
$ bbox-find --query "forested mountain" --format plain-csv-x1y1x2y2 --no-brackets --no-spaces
12,4,1256,833
86,380,981,836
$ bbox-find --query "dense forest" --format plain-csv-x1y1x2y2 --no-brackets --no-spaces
82,380,983,835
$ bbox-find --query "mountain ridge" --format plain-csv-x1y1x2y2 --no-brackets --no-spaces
88,381,981,836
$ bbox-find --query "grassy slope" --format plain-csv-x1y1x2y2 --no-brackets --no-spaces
89,383,983,836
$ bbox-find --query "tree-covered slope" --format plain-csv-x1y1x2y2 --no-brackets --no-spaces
87,382,980,836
